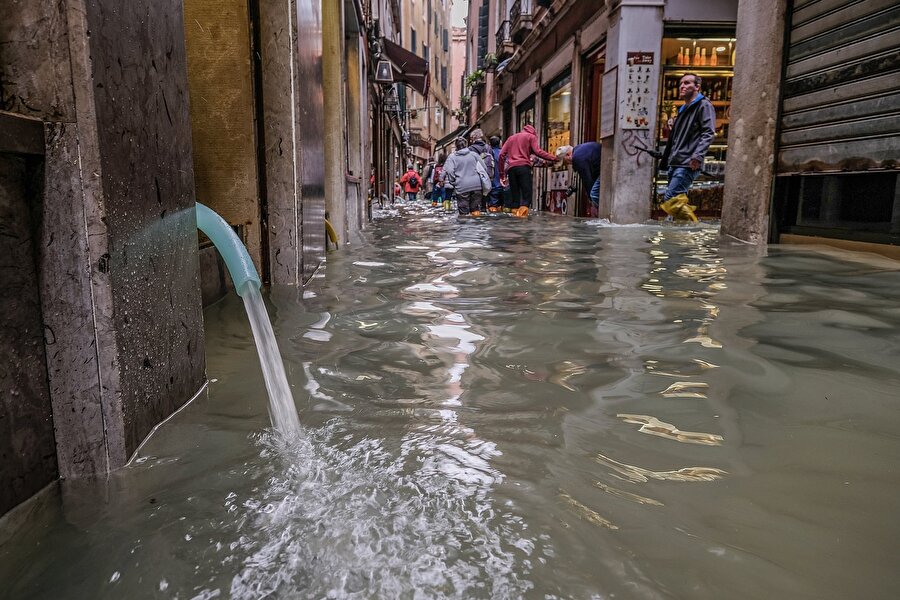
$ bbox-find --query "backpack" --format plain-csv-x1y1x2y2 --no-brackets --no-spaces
409,173,419,188
432,165,443,184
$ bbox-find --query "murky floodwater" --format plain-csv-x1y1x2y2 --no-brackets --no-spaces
3,205,900,599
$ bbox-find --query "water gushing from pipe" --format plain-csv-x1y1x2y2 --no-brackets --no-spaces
196,202,301,436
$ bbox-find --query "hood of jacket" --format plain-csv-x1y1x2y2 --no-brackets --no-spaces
522,124,537,136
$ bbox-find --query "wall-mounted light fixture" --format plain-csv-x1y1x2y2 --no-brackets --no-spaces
375,60,394,84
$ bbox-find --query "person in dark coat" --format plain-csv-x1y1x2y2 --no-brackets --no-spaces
487,135,506,212
557,142,602,213
659,73,716,206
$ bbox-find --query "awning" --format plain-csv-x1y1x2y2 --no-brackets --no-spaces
433,125,471,151
382,38,429,97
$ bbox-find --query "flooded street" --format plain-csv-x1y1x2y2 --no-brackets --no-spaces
3,206,899,599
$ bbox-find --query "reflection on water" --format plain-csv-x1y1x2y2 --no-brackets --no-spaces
2,205,900,599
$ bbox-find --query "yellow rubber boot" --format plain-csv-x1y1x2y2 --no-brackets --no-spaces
443,200,451,211
660,194,698,222
488,206,499,213
471,210,481,217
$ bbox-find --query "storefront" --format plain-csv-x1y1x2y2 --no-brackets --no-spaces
653,27,735,219
541,70,572,215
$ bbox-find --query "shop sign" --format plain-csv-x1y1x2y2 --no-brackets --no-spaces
621,52,655,129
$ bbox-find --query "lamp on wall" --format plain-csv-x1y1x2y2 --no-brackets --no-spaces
375,60,394,84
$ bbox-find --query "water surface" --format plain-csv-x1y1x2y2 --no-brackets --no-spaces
2,205,899,599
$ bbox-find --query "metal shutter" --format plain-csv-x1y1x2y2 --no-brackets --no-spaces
777,0,900,174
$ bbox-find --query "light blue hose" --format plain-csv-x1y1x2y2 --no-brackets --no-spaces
196,202,261,297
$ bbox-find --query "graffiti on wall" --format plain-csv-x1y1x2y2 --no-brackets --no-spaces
621,129,653,167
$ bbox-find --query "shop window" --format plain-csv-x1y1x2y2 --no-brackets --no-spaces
543,71,572,157
653,32,736,220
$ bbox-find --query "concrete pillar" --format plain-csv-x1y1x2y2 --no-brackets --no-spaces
258,0,303,284
322,0,347,247
720,0,789,244
602,0,664,224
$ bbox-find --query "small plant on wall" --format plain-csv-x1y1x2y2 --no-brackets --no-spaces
465,69,485,91
482,52,498,71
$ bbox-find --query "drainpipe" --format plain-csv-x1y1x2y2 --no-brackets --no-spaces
323,0,348,246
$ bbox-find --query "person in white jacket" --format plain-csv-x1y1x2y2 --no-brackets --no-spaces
442,137,491,217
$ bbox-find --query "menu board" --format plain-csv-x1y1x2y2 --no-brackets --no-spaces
621,52,655,129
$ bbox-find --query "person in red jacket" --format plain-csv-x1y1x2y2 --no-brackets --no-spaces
399,165,422,202
498,124,558,217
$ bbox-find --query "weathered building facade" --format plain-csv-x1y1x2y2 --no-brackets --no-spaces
0,0,390,517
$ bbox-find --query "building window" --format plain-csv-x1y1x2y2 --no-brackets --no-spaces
423,44,429,62
443,29,449,52
441,65,447,91
517,95,535,130
411,28,417,52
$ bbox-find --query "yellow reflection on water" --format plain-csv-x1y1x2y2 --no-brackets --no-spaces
660,381,709,398
595,452,727,483
617,414,723,445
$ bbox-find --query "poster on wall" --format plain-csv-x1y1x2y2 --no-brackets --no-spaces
544,170,570,215
600,67,617,138
621,52,655,129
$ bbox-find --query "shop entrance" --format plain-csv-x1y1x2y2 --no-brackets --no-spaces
580,48,605,217
541,71,573,215
653,28,735,220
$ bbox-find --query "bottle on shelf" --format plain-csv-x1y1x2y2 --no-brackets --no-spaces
693,47,701,66
710,50,718,66
731,48,736,66
700,48,707,66
677,48,684,65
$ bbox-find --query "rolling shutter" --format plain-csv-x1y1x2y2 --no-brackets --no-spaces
777,0,900,174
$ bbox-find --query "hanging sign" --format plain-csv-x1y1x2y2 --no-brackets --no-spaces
621,52,655,129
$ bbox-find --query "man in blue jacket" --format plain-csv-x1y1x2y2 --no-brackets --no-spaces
557,142,601,213
659,73,716,204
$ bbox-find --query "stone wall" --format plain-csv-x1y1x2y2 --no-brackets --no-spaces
0,0,207,508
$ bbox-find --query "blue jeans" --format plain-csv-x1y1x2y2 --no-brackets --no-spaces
589,177,600,202
665,167,699,200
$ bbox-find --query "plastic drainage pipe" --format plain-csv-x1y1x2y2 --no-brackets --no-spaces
196,202,261,297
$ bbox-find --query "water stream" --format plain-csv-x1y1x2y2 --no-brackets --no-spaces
242,285,303,438
2,205,899,599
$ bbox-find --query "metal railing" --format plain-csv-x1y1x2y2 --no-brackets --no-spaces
496,19,510,46
510,0,532,25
